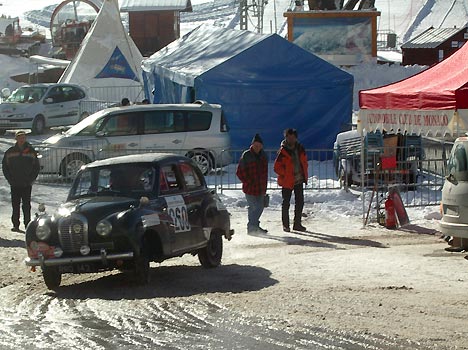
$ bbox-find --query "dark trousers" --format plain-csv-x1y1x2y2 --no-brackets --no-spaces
281,183,304,228
11,185,32,228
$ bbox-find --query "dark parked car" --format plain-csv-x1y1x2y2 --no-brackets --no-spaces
24,153,234,290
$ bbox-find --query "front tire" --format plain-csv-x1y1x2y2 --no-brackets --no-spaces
32,115,46,135
134,243,150,285
198,232,223,268
43,267,61,290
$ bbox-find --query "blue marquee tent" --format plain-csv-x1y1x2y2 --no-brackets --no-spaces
141,25,353,150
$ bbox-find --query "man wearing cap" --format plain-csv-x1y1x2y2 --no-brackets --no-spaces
274,128,308,232
236,134,268,234
2,131,40,232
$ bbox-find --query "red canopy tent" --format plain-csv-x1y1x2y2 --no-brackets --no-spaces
358,42,468,136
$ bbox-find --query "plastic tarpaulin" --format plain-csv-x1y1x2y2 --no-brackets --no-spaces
142,25,353,150
359,41,468,136
59,0,143,101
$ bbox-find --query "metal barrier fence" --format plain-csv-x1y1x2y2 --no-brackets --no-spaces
78,85,147,117
337,140,452,207
86,85,145,104
213,149,340,191
32,142,453,208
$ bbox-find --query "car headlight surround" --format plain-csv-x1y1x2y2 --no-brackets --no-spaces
96,219,112,236
36,218,51,240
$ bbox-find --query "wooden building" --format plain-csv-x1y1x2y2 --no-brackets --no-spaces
401,27,468,66
120,0,192,57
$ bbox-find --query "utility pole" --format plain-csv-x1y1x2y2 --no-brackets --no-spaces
240,0,248,30
239,0,268,34
257,0,264,34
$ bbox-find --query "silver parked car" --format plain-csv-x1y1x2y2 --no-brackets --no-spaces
38,101,232,178
0,83,89,135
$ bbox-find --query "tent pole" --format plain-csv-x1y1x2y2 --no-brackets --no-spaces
358,111,366,227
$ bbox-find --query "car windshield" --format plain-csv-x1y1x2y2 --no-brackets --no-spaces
6,86,48,103
65,109,109,136
69,164,156,199
446,141,468,181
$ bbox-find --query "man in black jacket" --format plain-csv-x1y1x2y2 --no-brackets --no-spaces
2,131,40,232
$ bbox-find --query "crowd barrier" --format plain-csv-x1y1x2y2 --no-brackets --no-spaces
29,141,453,208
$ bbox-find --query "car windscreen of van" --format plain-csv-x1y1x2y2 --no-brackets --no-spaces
447,142,468,181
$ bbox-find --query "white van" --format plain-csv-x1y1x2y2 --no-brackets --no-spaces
440,136,468,242
0,83,88,135
38,101,232,177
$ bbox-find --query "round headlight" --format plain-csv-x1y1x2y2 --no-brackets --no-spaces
96,220,112,236
36,218,51,240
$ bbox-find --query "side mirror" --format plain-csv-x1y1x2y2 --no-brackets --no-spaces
44,97,54,104
96,130,106,137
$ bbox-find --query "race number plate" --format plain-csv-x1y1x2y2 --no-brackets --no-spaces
165,195,191,232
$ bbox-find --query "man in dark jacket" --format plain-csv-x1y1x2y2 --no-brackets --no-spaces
2,131,40,232
236,134,268,234
274,128,308,232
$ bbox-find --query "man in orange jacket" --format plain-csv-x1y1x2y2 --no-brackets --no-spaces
274,128,308,232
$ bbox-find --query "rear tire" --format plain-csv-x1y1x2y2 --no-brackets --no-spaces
43,267,61,290
198,232,223,268
188,151,212,175
32,115,45,135
60,153,91,179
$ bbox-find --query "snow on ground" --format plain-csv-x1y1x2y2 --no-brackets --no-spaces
0,0,458,229
0,132,442,238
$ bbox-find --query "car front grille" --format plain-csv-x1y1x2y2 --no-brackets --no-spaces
58,213,89,253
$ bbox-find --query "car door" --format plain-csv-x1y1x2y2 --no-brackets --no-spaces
42,86,65,127
43,85,80,127
96,111,142,159
158,163,192,253
178,161,207,247
141,110,187,155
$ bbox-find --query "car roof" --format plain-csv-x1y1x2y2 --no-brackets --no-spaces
20,83,83,89
84,153,188,168
99,101,222,115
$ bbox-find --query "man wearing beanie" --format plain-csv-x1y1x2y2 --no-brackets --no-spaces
2,130,40,232
274,128,308,232
236,133,268,234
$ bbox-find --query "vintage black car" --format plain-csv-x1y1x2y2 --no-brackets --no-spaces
24,153,233,290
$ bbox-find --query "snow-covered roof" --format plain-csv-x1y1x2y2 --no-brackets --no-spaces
401,27,466,49
142,24,268,86
120,0,192,12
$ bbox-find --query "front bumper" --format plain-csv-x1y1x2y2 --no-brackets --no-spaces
0,117,33,129
25,249,134,268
